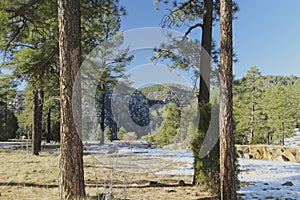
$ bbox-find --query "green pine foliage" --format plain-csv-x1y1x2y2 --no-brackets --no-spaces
233,66,299,145
233,66,264,144
104,126,112,142
294,79,300,127
264,85,296,144
192,103,220,192
117,127,126,140
0,106,18,141
0,0,130,144
0,74,19,141
151,102,181,146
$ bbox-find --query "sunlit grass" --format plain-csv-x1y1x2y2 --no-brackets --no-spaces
0,147,215,200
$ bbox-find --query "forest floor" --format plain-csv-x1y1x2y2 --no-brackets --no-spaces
1,135,300,200
0,146,216,200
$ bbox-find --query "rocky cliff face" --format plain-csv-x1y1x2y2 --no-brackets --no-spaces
236,145,300,162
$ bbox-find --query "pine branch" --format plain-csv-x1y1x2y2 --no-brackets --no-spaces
161,0,196,28
6,0,40,19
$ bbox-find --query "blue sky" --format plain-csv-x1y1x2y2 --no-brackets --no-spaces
120,0,300,79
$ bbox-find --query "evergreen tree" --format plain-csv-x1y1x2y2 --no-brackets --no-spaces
0,0,129,147
154,0,216,189
219,0,237,198
104,126,112,142
265,85,296,144
294,79,300,128
58,0,85,198
233,66,265,144
154,0,239,191
117,127,126,140
153,102,181,146
233,70,299,145
93,31,133,144
0,74,18,141
0,0,59,154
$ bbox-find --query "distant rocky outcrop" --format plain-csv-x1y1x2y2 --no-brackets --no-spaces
236,145,300,162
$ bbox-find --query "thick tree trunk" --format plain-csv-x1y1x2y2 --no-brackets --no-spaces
58,0,85,199
219,0,237,199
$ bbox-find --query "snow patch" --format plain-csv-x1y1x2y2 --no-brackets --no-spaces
238,158,300,199
285,131,300,147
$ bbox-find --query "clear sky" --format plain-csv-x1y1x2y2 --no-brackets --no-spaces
120,0,300,79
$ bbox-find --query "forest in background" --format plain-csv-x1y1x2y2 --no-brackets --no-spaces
1,66,299,146
233,66,300,145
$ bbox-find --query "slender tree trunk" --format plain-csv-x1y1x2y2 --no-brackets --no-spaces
282,121,285,145
96,83,106,144
32,89,44,155
198,0,213,105
46,108,51,143
100,85,106,144
100,94,105,144
4,95,8,139
32,90,39,155
37,89,44,151
193,0,215,187
58,0,85,198
250,91,255,144
219,0,237,199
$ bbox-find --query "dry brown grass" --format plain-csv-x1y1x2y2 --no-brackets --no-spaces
0,147,216,200
0,148,59,199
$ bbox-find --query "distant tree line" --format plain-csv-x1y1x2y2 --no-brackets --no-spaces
0,74,19,141
233,66,300,145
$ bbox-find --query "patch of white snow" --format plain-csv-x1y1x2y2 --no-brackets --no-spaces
238,158,300,199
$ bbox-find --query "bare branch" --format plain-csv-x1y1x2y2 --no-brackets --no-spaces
185,23,203,37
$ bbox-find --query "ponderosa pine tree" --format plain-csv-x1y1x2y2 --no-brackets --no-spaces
233,66,264,144
219,0,237,199
0,0,128,150
245,66,262,143
0,0,59,155
294,79,300,128
93,31,132,144
0,74,18,141
233,72,300,145
264,85,296,145
152,102,181,146
154,1,239,191
58,0,85,198
153,0,218,190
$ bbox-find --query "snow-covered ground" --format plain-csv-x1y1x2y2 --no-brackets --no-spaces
237,130,299,199
84,142,194,174
285,129,300,147
238,158,300,199
83,141,300,199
